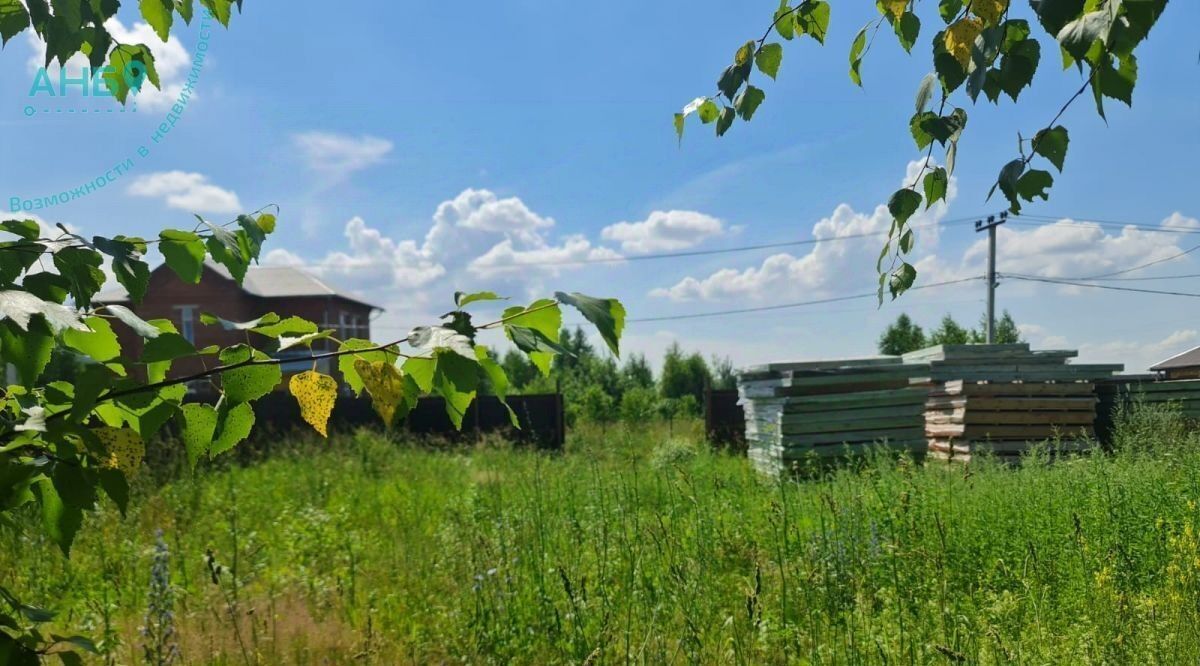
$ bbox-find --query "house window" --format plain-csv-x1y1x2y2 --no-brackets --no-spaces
175,305,198,343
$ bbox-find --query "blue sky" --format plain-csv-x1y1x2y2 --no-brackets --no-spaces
1,1,1198,371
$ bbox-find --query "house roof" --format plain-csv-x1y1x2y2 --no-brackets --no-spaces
96,262,382,310
1150,345,1200,371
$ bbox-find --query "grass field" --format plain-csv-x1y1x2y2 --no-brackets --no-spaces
4,407,1200,664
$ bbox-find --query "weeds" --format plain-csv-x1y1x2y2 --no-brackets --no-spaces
1,417,1198,663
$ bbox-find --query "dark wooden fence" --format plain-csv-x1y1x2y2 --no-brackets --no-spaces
704,389,745,452
212,392,565,450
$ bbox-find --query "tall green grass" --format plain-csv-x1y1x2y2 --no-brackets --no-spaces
3,411,1200,664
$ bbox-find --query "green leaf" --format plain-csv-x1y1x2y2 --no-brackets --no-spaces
715,57,744,100
774,2,795,40
251,316,317,339
715,106,735,137
892,11,920,52
501,300,561,342
887,189,922,229
432,350,478,429
141,332,195,363
103,304,161,339
1056,7,1116,61
210,401,254,457
337,339,397,396
909,111,936,150
35,479,82,556
52,246,105,309
673,113,685,143
888,262,918,299
990,158,1027,213
181,403,216,469
914,72,936,112
922,168,949,208
734,85,765,121
848,24,868,86
198,0,232,26
218,346,281,404
899,228,915,254
1016,169,1054,202
697,99,721,124
96,468,128,516
93,235,150,304
159,229,206,284
63,316,120,362
998,37,1040,101
175,0,194,23
455,291,505,308
755,43,783,79
554,292,625,357
138,0,172,41
102,44,158,104
795,0,830,43
0,319,53,387
1033,125,1069,171
402,356,435,393
476,346,518,427
70,364,112,423
1099,52,1136,105
504,326,567,376
0,219,39,241
939,0,964,24
0,0,30,45
205,233,248,284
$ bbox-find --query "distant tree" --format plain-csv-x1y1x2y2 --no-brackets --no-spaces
710,355,737,390
501,349,539,390
878,314,927,355
575,385,617,424
621,353,655,391
620,386,660,423
929,314,972,345
971,310,1023,344
660,342,712,405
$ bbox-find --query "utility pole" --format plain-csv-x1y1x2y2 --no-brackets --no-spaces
974,212,1008,344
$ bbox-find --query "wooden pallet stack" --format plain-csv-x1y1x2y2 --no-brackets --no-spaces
737,358,932,475
906,344,1121,463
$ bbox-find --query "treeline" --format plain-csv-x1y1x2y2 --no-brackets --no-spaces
879,310,1022,355
496,330,735,423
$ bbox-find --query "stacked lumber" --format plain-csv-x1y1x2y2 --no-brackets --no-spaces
902,343,1124,382
738,359,932,475
926,380,1098,463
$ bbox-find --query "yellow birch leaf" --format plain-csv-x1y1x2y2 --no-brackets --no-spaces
289,370,338,437
970,0,1008,26
879,0,908,20
354,359,405,427
944,17,984,68
94,426,144,475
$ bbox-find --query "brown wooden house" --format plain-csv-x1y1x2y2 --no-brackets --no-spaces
96,262,381,386
1150,346,1200,380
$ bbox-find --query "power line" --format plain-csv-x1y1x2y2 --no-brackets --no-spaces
1002,274,1200,298
1013,213,1200,233
624,276,985,323
1070,272,1200,282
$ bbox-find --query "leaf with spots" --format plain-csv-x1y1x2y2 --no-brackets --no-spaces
289,371,337,437
210,402,254,458
355,359,412,428
93,426,145,476
218,345,282,404
181,403,217,470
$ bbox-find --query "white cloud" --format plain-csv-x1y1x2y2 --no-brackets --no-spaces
1079,330,1199,373
601,210,725,253
917,212,1200,286
261,188,624,326
652,160,955,301
292,132,393,180
127,171,242,214
25,19,192,112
